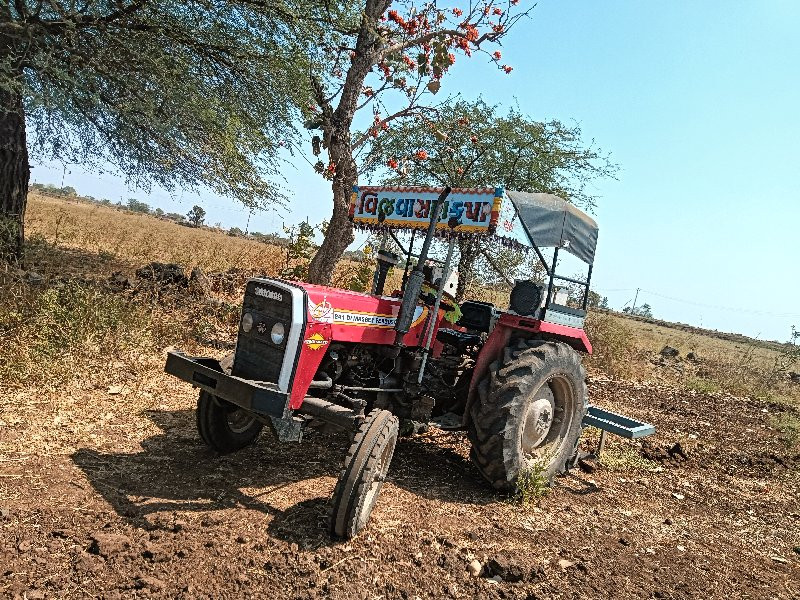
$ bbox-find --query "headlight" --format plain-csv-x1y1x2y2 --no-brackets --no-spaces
271,322,285,345
241,312,253,332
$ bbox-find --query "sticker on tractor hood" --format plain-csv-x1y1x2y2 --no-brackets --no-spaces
308,297,334,323
308,299,427,329
254,286,284,302
304,332,329,350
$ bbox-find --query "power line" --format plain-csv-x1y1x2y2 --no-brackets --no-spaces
637,289,800,318
593,285,800,319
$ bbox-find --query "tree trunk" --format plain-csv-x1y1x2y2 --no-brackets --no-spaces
0,78,29,262
307,118,358,285
307,0,389,285
455,238,478,301
307,156,356,285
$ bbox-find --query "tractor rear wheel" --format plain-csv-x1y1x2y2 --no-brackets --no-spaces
468,340,587,491
330,409,399,539
196,352,263,453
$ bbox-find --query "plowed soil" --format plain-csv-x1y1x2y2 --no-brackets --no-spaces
2,369,798,599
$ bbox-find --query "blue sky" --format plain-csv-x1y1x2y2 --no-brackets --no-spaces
33,1,800,342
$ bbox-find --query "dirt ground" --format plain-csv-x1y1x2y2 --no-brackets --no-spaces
2,362,798,599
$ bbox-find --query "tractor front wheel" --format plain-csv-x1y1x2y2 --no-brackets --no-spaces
196,391,264,453
330,409,399,539
195,352,263,453
468,340,587,491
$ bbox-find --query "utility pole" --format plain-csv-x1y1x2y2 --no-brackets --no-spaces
631,288,640,314
245,209,252,235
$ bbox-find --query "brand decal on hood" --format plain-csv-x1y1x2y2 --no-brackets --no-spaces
254,287,283,302
308,297,334,323
304,332,329,350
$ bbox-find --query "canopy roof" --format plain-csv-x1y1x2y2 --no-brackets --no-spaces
505,191,599,264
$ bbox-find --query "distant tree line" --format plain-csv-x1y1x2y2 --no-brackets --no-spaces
28,181,303,246
623,304,654,318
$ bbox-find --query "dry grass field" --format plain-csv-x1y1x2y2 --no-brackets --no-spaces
25,194,287,275
1,194,798,599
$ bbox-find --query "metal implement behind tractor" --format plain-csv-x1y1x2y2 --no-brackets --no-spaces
165,185,654,538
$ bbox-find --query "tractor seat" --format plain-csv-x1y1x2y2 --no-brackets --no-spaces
436,328,482,353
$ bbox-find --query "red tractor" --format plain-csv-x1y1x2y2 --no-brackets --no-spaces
165,186,654,538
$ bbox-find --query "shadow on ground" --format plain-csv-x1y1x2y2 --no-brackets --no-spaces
72,409,499,546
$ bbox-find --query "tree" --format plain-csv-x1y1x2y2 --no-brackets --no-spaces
186,205,206,227
127,198,150,214
585,290,602,308
0,1,310,260
300,1,530,284
281,222,319,281
364,98,617,298
623,303,654,318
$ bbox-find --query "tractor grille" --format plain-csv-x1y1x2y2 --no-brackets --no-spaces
232,281,294,384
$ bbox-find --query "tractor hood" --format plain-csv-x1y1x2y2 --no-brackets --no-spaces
505,191,598,265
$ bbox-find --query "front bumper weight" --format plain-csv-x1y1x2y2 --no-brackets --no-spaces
164,349,289,419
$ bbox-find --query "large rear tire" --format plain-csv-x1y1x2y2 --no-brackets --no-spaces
196,352,263,453
330,409,399,539
468,340,587,491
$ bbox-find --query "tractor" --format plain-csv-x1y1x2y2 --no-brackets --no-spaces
165,185,654,538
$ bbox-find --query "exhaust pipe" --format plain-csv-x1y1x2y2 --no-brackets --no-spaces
393,186,451,347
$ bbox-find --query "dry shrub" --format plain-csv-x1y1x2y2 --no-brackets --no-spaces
672,330,799,401
0,272,235,388
599,445,661,472
1,278,154,385
584,312,636,378
772,414,800,448
514,461,550,505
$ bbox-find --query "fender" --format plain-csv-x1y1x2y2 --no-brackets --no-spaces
463,313,592,422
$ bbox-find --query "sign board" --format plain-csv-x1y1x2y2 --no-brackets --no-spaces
349,186,503,234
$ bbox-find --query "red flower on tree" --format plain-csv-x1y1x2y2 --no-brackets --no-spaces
464,25,480,42
298,0,525,283
502,65,513,74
